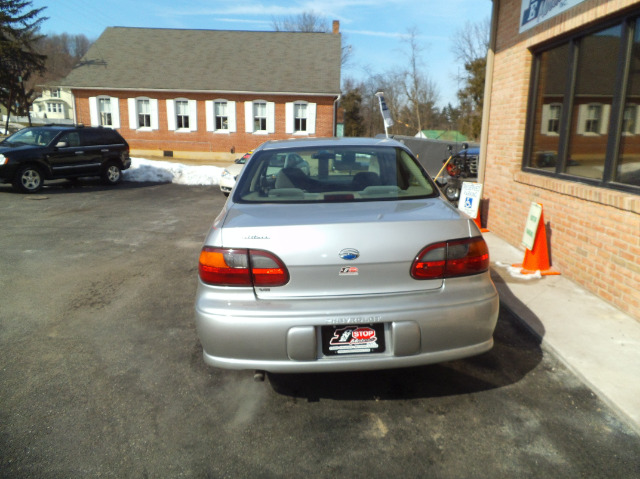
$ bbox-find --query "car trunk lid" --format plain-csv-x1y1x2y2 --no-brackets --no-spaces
219,199,474,299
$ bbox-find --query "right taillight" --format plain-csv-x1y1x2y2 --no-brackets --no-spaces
411,237,489,280
198,247,289,287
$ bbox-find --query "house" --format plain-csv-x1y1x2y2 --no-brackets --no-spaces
31,87,74,121
57,25,342,161
478,0,640,321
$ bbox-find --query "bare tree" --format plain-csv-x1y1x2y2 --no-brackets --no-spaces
271,10,352,67
272,11,329,32
452,18,490,140
452,18,490,66
396,27,440,134
29,33,92,88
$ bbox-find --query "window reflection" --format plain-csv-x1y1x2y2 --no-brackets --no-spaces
618,20,640,186
566,25,621,180
528,43,569,171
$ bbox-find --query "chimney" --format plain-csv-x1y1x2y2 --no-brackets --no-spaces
333,20,340,34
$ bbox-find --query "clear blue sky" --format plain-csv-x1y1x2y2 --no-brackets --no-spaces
31,0,492,108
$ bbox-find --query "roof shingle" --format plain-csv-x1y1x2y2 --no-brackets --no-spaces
59,27,342,96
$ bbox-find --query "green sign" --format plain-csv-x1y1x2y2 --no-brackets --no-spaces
522,202,542,250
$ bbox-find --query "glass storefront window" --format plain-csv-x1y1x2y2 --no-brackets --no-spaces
566,25,621,180
617,20,640,187
525,16,640,193
528,43,569,171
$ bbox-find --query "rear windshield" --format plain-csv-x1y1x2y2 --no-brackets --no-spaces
234,145,438,203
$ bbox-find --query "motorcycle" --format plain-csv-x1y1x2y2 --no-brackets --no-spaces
434,143,479,205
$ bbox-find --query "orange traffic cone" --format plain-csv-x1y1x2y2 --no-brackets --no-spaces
512,208,560,276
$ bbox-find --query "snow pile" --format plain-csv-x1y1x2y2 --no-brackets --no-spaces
495,261,543,280
123,157,224,186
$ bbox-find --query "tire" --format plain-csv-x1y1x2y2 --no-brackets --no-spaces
101,162,122,185
13,165,44,193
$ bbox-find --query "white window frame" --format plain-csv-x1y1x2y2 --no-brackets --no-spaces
89,96,121,129
577,102,610,136
166,98,197,132
205,99,236,133
285,101,317,135
541,103,561,136
214,100,228,131
127,97,159,131
47,103,62,113
245,100,275,134
621,103,640,136
98,97,113,127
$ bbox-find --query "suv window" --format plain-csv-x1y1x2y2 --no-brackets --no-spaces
59,132,80,147
3,127,58,146
78,128,122,146
235,145,438,203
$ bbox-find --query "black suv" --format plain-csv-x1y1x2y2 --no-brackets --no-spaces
0,125,131,193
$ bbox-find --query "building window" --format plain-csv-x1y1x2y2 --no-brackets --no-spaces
176,100,189,129
244,100,274,134
253,101,267,132
137,99,151,128
579,104,604,135
51,88,60,98
547,104,561,134
622,104,637,135
215,101,228,130
294,103,307,132
98,97,112,126
525,18,639,191
47,103,62,113
285,101,316,135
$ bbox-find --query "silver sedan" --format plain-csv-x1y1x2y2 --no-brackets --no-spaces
195,137,498,373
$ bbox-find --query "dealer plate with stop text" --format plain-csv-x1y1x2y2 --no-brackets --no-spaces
321,324,386,356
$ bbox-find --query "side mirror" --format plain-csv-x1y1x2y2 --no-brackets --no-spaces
447,145,453,152
55,141,67,148
462,143,469,150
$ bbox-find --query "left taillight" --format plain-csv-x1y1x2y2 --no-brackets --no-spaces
198,247,289,287
411,237,489,280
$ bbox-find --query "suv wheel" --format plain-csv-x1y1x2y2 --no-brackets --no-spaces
13,165,43,193
102,162,122,185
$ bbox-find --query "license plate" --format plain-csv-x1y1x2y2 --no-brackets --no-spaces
321,324,386,356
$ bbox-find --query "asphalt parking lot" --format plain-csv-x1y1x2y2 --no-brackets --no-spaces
1,180,639,478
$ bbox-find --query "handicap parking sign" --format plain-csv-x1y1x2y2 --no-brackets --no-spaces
458,182,483,219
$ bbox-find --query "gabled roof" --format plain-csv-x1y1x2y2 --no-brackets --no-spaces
59,27,341,96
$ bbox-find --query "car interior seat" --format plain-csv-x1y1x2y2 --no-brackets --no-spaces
351,171,382,190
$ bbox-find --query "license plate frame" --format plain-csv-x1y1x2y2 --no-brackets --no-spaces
321,323,386,356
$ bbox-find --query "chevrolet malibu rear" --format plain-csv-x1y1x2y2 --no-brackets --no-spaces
195,138,498,373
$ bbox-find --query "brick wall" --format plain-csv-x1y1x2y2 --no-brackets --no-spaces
484,0,640,320
73,90,336,158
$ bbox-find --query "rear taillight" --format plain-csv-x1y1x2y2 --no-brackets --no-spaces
411,237,489,280
198,247,289,287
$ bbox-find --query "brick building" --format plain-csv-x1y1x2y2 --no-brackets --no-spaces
57,26,342,161
481,0,640,320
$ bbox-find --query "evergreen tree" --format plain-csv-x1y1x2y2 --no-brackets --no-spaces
0,0,47,129
341,88,365,137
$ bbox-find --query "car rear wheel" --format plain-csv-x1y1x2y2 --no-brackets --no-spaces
101,162,122,185
13,165,43,193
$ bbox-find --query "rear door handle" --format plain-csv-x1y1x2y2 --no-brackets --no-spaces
101,149,109,152
75,151,84,155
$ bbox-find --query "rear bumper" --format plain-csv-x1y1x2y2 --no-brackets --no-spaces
195,273,499,373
